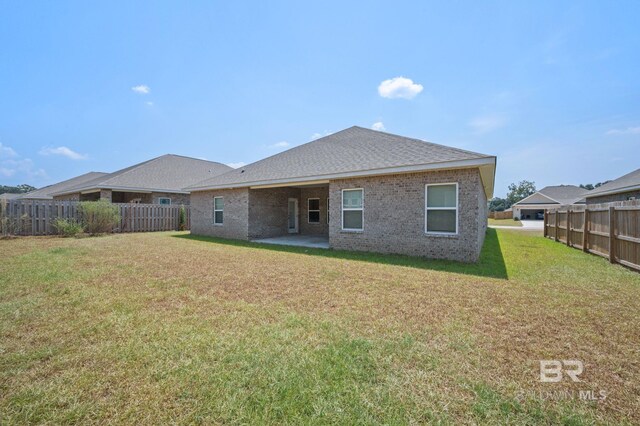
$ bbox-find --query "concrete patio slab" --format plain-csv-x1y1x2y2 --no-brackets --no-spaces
252,235,330,249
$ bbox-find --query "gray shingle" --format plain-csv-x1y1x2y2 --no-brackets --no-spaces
188,126,493,190
16,172,108,200
54,155,232,195
585,168,640,197
537,185,589,205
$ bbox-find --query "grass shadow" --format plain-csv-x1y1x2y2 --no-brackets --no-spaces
173,228,508,280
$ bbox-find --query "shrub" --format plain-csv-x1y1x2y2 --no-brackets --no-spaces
79,200,120,235
52,218,84,237
178,205,187,231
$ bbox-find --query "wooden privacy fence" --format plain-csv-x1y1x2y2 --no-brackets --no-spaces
544,200,640,272
489,210,513,219
0,200,190,236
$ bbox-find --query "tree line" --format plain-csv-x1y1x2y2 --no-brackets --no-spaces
0,184,37,195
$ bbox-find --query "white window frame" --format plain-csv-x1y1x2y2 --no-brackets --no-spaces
308,198,320,224
341,188,364,231
213,196,224,225
327,197,330,224
425,183,458,235
158,197,171,205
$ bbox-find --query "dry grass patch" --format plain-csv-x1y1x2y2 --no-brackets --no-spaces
1,230,639,424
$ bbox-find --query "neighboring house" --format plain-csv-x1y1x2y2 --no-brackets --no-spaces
511,185,588,220
584,168,640,204
0,193,22,200
187,126,496,262
11,172,108,200
52,154,232,205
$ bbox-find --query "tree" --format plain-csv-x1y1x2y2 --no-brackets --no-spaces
488,197,509,212
580,181,611,190
0,184,36,194
506,180,536,206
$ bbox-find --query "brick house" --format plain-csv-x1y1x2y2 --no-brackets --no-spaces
585,168,640,204
511,185,588,220
7,172,108,200
187,127,496,262
51,154,231,205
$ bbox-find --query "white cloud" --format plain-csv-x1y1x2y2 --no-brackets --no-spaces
146,101,154,106
226,162,246,169
131,85,150,94
606,126,640,135
0,143,18,159
39,146,88,160
269,141,290,149
468,114,506,134
378,77,423,99
371,122,385,131
0,158,47,180
310,130,332,140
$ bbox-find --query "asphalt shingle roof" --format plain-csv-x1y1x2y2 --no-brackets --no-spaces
537,185,589,205
54,155,232,195
585,168,640,198
188,126,494,190
16,172,108,200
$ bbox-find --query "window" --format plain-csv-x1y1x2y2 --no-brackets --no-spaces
158,197,171,205
213,196,224,225
342,189,363,231
425,183,458,234
308,198,320,223
327,197,330,224
628,196,636,201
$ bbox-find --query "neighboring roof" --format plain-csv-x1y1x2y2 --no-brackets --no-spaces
514,185,588,206
0,192,22,200
585,168,640,198
188,126,496,197
53,155,232,196
15,172,108,200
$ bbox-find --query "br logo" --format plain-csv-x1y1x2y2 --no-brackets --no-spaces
539,360,584,383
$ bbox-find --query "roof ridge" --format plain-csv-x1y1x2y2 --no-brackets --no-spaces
162,153,230,167
350,126,492,158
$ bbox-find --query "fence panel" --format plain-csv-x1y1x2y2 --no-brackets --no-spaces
1,200,190,236
544,200,640,272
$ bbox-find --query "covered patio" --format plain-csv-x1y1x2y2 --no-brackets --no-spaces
252,234,330,249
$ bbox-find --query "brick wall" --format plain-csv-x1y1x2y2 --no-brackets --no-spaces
150,192,190,205
190,188,249,240
299,187,329,236
328,168,485,262
248,187,300,238
586,190,640,204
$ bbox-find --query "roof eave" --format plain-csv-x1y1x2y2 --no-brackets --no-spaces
188,156,497,198
52,185,191,196
585,184,640,199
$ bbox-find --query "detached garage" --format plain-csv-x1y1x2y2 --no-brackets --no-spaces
512,185,587,220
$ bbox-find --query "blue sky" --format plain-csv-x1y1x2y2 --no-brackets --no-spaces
1,1,639,197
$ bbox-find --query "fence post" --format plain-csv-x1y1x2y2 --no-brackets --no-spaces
582,209,589,252
566,209,571,247
554,211,559,242
543,210,547,238
609,206,616,264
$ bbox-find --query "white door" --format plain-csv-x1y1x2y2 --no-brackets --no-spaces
288,198,299,233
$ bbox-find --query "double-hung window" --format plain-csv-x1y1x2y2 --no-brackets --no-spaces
308,198,320,223
425,183,458,234
342,189,363,231
158,197,171,205
213,196,224,225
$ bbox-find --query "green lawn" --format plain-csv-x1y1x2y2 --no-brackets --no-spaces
488,218,523,227
1,230,639,424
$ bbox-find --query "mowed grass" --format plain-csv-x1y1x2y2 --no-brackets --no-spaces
488,218,523,227
1,230,639,424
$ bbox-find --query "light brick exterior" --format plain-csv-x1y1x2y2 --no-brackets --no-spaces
586,190,640,204
189,168,488,262
248,187,300,238
299,187,329,236
190,188,249,239
328,169,486,262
